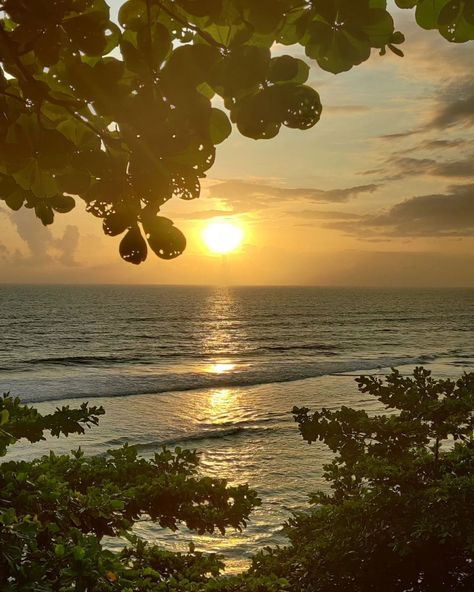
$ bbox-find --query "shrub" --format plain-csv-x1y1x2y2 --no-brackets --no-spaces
0,394,286,591
252,368,474,592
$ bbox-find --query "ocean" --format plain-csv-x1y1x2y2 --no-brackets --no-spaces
1,285,473,571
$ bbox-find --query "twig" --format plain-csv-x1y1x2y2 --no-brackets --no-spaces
0,88,27,104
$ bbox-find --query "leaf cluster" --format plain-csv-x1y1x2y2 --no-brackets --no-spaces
0,1,470,264
0,392,105,456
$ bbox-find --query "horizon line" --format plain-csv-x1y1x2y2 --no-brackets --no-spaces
1,282,474,290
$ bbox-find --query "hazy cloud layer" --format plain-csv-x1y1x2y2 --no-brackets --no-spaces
319,250,474,288
206,180,381,213
331,184,474,238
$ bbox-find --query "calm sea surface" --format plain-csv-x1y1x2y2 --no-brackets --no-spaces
1,285,473,570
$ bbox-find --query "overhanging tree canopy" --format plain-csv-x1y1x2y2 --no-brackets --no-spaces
0,0,472,264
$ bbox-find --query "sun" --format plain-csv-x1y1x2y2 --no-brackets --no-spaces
202,221,244,254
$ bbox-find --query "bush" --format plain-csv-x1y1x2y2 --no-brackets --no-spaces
0,394,286,591
3,368,473,591
252,368,474,592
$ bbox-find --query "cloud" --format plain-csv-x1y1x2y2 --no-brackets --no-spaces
363,155,474,181
429,77,474,130
331,184,474,238
373,65,474,150
11,209,53,265
379,137,471,151
416,138,472,151
378,130,421,141
54,225,80,267
206,180,381,213
434,158,474,178
287,209,363,221
0,243,9,260
4,209,80,266
395,138,474,155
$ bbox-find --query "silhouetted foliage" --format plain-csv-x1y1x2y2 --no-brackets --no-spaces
2,368,474,588
252,367,474,591
1,1,471,263
0,393,287,591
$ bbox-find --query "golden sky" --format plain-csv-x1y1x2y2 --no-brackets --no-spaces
0,4,473,286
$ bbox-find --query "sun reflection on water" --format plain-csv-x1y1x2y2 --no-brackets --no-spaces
204,388,240,426
210,388,233,409
207,362,236,374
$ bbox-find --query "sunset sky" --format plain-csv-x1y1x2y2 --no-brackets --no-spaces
1,3,473,287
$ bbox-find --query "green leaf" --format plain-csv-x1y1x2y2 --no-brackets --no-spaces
119,226,147,264
34,201,54,225
73,546,85,561
119,0,147,29
305,20,371,74
103,210,131,236
178,0,222,18
416,0,451,30
56,172,92,194
0,409,9,426
244,0,284,34
136,22,172,67
57,119,100,149
209,108,232,145
0,175,26,210
438,1,474,42
280,85,323,130
144,216,186,260
3,189,25,211
63,13,120,56
49,194,76,214
14,161,58,198
268,56,309,84
395,0,417,7
278,7,310,45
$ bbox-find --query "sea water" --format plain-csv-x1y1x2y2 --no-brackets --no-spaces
1,285,473,570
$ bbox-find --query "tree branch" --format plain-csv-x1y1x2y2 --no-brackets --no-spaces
0,88,27,105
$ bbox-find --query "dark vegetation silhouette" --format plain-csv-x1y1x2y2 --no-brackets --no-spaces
254,368,474,591
0,395,281,590
1,0,472,263
1,368,474,590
